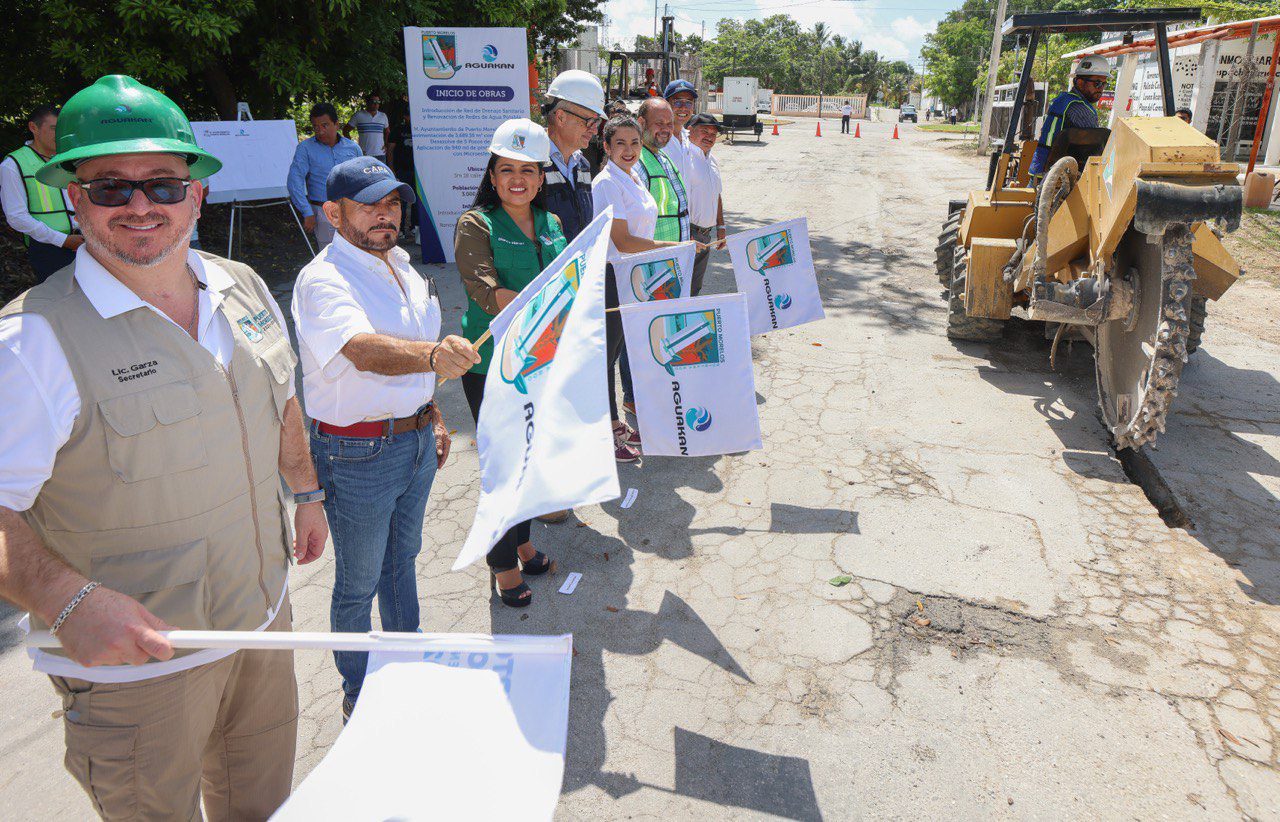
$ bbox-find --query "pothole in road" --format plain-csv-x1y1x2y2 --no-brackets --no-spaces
888,590,1055,657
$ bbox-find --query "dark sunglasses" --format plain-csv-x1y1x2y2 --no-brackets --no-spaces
669,99,696,109
1080,78,1106,87
562,108,604,129
75,177,193,207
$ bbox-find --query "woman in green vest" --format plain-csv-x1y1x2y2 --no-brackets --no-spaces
454,119,568,608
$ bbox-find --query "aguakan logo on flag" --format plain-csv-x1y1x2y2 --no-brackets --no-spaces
498,257,581,394
621,293,761,458
648,308,724,376
747,229,796,273
727,218,825,335
422,33,457,79
615,243,696,307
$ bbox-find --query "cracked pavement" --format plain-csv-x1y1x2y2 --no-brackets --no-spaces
1,119,1278,819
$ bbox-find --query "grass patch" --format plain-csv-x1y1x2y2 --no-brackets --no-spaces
917,123,980,133
1224,207,1280,286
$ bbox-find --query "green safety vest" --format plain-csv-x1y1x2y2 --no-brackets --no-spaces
7,145,73,245
461,205,568,374
639,147,690,243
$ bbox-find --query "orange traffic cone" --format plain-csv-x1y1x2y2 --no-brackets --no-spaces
854,122,861,138
892,124,900,139
815,120,822,137
771,122,779,136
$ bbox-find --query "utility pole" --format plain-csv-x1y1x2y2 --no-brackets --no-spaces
976,0,1009,154
653,0,658,42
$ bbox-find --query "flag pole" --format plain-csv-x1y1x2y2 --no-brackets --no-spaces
26,629,572,655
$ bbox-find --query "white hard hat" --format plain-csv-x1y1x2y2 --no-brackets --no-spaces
1072,56,1113,79
488,118,551,163
546,69,606,116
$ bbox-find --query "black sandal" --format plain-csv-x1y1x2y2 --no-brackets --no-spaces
521,551,555,576
491,571,533,608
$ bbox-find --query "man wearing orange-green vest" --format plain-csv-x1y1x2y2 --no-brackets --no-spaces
635,97,691,243
1,105,81,281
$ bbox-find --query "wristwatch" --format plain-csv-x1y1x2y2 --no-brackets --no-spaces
294,488,326,505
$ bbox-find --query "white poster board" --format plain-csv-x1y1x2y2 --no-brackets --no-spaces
190,120,299,204
403,27,530,263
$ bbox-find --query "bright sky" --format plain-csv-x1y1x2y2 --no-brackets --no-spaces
603,0,965,69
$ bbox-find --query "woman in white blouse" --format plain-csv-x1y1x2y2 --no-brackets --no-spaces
591,115,691,461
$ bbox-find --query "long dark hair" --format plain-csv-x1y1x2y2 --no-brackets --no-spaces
470,153,547,211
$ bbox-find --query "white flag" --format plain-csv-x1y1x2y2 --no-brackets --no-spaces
615,242,697,305
619,293,761,457
454,211,620,570
273,635,573,821
727,217,825,335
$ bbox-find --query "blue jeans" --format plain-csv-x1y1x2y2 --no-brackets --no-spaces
311,421,438,700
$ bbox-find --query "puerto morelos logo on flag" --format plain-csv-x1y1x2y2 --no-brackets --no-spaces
648,308,724,376
631,258,683,301
498,256,583,394
748,229,796,274
422,33,457,79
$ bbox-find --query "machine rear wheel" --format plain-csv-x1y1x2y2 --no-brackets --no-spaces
946,246,1005,342
1095,227,1195,450
935,208,964,287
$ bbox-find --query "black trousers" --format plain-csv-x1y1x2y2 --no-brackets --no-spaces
27,240,75,283
461,371,531,572
605,264,625,420
841,115,850,133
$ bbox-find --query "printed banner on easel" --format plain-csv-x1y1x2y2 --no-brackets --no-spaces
454,210,619,570
726,218,824,335
273,635,573,821
619,293,761,457
615,242,697,305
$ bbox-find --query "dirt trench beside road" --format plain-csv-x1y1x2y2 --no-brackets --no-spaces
0,119,1277,819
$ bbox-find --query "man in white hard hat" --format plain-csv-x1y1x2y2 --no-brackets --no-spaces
537,69,607,523
1028,56,1111,177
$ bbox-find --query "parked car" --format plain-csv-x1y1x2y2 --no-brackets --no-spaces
898,104,918,123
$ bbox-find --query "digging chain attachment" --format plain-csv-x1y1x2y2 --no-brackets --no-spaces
1112,224,1196,451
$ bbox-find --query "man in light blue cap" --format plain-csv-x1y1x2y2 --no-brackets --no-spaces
291,155,480,722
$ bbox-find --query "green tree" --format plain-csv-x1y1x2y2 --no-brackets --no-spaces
1,0,602,131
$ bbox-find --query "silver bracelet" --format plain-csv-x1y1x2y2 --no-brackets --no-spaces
50,581,99,635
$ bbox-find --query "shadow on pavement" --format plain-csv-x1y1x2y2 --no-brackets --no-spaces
966,318,1280,607
672,727,823,821
0,603,25,654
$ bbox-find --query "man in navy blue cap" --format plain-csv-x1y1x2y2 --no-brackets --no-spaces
662,79,698,184
291,156,480,721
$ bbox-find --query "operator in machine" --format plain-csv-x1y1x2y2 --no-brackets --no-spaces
1028,56,1111,178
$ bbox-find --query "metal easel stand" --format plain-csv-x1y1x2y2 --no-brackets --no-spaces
222,100,316,261
226,198,316,261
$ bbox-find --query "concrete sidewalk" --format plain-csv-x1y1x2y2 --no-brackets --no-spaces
0,118,1277,819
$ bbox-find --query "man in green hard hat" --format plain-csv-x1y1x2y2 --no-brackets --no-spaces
0,75,328,819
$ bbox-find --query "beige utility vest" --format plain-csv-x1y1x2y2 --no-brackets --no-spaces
0,252,296,656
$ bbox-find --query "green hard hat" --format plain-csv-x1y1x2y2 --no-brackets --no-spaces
36,75,221,188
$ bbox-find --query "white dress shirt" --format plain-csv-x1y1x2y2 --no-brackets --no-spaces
660,128,693,187
686,145,723,228
291,233,441,426
592,160,659,266
0,143,78,247
0,247,292,683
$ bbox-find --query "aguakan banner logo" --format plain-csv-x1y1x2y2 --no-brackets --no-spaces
648,308,724,376
498,256,583,394
747,229,796,273
630,258,684,302
422,33,457,79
